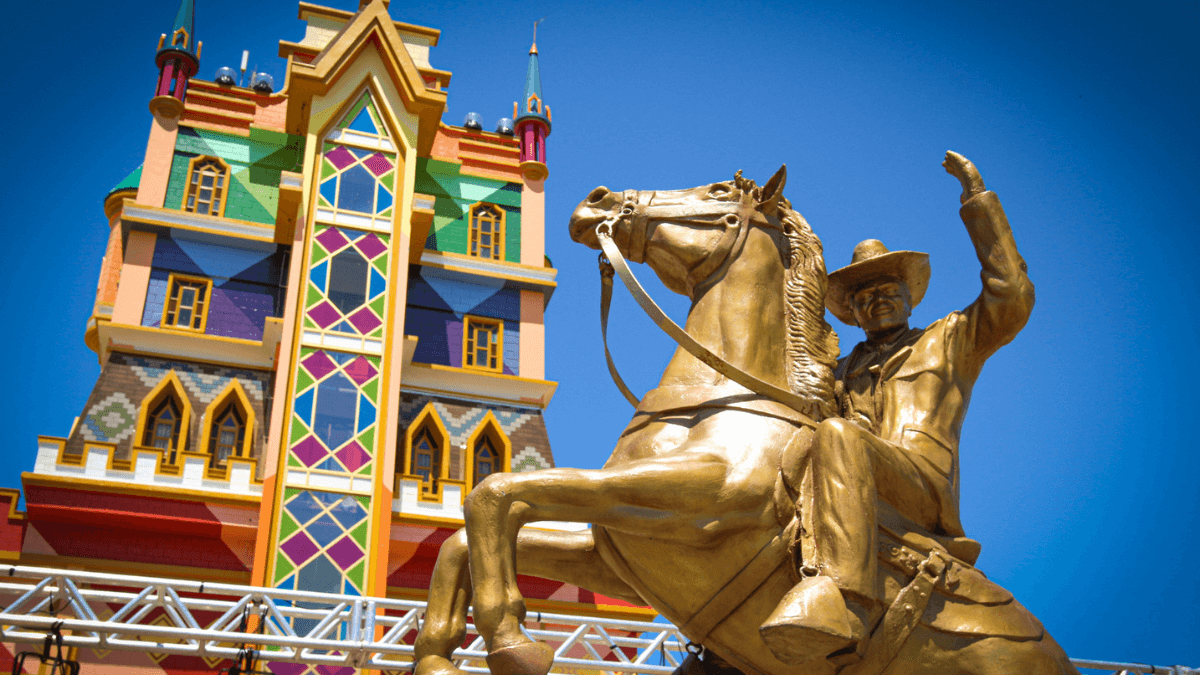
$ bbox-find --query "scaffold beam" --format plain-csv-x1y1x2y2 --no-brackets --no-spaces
0,566,1191,675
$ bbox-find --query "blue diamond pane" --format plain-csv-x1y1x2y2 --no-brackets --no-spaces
320,177,337,207
329,352,354,365
294,389,314,426
307,513,344,547
337,165,375,213
311,491,344,507
343,580,360,596
328,496,367,529
357,396,375,433
369,268,386,299
286,491,324,526
347,106,377,134
316,456,342,471
309,261,328,293
347,147,372,159
314,373,357,451
376,184,392,214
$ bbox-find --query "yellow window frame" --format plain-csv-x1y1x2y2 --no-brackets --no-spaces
182,155,230,218
163,273,213,333
401,403,452,502
198,380,256,470
133,371,193,468
464,411,512,489
462,315,503,373
468,202,505,261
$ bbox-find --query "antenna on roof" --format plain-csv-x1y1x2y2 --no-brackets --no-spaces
239,50,249,87
531,17,545,53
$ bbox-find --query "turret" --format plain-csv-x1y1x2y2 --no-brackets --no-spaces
513,24,550,179
151,0,201,117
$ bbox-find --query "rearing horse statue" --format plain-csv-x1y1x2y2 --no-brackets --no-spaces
412,166,1077,675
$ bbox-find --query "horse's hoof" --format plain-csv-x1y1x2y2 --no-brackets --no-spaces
759,576,857,664
485,640,555,675
415,655,469,675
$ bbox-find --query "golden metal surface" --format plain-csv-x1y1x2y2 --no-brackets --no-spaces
411,154,1077,675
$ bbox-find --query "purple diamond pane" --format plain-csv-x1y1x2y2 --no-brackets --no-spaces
326,536,364,570
343,356,378,385
281,531,320,564
354,232,388,259
301,350,338,380
336,441,371,472
291,436,329,467
307,301,342,329
363,152,393,177
325,146,356,170
315,227,350,254
269,662,308,675
317,665,355,675
347,307,383,334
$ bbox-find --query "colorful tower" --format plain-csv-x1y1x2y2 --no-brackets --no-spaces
0,1,651,673
514,28,551,181
151,0,200,118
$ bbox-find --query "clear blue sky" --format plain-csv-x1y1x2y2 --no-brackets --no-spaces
0,0,1195,669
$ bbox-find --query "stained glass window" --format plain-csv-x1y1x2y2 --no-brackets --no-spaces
164,275,211,332
464,316,502,372
327,248,369,314
209,403,246,466
316,93,397,229
184,157,228,217
470,204,504,260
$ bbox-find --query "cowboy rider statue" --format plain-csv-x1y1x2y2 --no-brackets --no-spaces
759,151,1036,664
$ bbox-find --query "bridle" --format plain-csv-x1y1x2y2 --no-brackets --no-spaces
595,188,818,421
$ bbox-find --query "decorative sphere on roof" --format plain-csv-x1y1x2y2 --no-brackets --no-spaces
215,67,236,86
463,112,483,130
250,72,274,93
496,118,514,135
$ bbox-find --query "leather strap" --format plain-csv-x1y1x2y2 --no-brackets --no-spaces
599,254,641,407
596,220,817,421
843,551,947,675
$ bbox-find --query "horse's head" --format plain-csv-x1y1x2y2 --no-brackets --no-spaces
569,166,840,419
569,166,789,298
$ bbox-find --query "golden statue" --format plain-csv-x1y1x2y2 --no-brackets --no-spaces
412,153,1079,675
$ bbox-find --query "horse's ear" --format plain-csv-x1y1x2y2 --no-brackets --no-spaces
759,164,787,213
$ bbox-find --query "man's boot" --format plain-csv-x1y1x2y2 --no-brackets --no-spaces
758,576,866,665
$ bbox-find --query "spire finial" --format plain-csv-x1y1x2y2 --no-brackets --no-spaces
530,17,544,54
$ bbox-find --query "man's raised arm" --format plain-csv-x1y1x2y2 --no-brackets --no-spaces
942,151,1036,370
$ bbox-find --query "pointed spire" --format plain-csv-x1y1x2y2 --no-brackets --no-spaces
514,21,551,169
516,19,548,128
159,0,198,56
172,0,195,43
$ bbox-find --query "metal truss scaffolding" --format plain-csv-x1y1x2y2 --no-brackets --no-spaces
0,565,1192,675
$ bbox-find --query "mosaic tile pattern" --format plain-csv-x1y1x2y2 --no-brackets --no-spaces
511,446,552,473
405,269,522,373
79,392,139,443
64,353,271,460
415,157,523,263
303,226,390,338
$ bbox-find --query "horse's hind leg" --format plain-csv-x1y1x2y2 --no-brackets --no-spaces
413,527,642,675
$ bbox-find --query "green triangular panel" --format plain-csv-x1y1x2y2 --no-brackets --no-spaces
289,415,310,444
306,284,324,307
368,295,386,317
380,172,394,191
362,379,379,401
357,426,375,450
345,559,365,590
310,244,329,264
321,158,336,180
304,316,317,329
356,462,372,474
287,453,302,467
354,495,370,510
273,555,296,584
350,521,369,548
295,368,315,393
279,510,300,541
372,256,387,274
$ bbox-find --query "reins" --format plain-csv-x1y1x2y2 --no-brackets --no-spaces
594,203,817,426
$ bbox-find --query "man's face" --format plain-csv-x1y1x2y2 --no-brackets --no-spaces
850,276,912,336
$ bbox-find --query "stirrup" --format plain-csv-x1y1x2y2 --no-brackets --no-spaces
758,576,857,664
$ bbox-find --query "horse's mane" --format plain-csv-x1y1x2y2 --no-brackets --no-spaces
735,173,839,420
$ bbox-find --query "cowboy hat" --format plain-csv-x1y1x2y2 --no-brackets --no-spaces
826,239,930,326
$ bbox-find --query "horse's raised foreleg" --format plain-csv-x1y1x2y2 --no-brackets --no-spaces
464,455,740,673
413,527,643,675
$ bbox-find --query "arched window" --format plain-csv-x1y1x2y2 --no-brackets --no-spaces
469,203,504,261
466,412,511,488
136,371,192,467
200,380,256,472
402,404,450,500
209,404,245,466
183,156,229,217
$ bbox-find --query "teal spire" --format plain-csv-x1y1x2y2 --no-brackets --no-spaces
515,22,549,128
160,0,197,55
